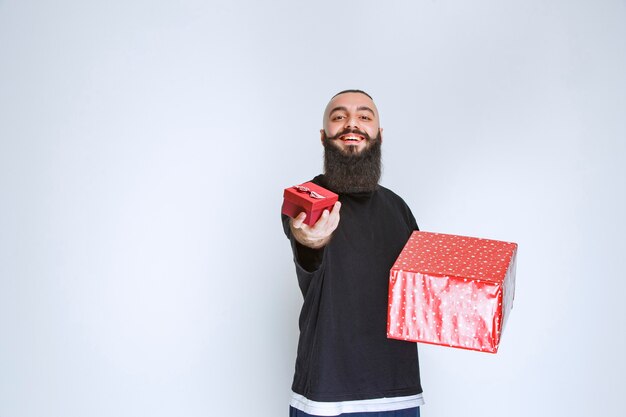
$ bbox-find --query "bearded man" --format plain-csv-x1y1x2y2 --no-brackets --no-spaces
282,90,424,417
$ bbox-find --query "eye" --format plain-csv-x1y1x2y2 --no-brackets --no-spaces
359,115,372,121
331,115,345,121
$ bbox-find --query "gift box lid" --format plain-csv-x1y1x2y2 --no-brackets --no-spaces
392,231,518,283
283,182,338,211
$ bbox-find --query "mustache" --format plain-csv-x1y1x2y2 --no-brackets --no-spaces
325,128,372,142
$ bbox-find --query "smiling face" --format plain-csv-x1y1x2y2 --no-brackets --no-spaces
321,92,382,154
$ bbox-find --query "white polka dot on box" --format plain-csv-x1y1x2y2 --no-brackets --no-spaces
386,231,518,354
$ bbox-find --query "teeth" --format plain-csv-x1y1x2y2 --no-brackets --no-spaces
343,135,361,141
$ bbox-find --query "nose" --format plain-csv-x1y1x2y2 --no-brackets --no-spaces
345,116,360,130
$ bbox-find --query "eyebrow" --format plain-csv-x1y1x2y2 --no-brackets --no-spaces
329,106,376,117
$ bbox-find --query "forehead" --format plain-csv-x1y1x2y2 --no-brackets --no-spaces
324,92,379,119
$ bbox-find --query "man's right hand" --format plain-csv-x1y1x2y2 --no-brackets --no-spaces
290,201,342,249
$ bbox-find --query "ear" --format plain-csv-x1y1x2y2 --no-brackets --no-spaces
379,127,384,143
320,129,325,145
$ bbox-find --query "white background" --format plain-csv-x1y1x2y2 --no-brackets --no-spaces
1,1,625,416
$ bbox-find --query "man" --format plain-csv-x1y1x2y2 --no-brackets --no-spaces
282,90,424,417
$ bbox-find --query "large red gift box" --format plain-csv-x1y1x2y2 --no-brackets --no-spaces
387,231,517,353
281,182,339,226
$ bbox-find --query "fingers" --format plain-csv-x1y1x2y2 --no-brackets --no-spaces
292,201,341,235
311,201,341,231
290,202,341,248
291,212,307,229
315,202,340,230
327,201,341,231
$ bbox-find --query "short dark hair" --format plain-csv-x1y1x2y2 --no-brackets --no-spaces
331,89,373,100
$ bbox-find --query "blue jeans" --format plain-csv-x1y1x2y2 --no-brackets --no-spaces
289,406,420,417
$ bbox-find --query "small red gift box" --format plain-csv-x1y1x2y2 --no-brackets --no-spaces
281,182,339,226
387,231,517,353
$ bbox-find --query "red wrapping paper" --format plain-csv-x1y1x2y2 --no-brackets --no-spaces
387,231,517,353
281,182,339,226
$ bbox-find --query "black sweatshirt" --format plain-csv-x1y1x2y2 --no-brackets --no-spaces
282,175,423,402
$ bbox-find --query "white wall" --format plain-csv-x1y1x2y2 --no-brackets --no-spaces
1,1,624,416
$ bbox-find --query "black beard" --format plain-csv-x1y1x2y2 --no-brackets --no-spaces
322,131,382,194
